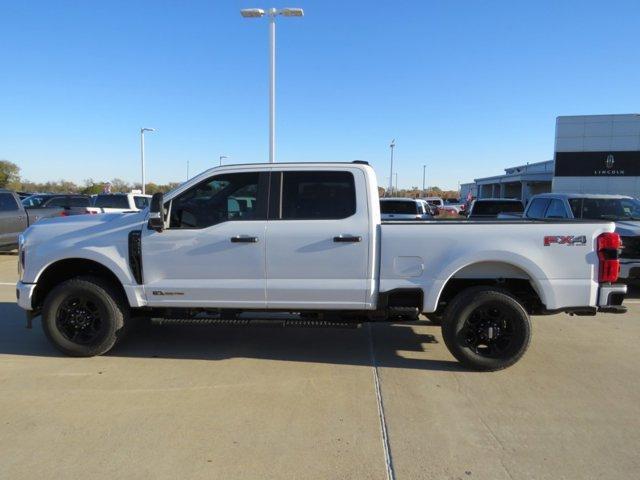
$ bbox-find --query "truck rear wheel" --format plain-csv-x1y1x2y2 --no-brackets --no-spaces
41,276,129,357
441,287,531,371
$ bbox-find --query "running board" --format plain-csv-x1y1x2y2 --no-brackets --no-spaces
152,317,361,329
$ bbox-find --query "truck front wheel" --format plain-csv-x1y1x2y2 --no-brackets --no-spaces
441,287,531,371
41,276,129,357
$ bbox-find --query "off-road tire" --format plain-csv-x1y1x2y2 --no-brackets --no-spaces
441,287,531,371
42,276,129,357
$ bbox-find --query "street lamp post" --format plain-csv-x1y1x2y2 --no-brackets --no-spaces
394,173,398,194
241,7,304,163
219,155,228,166
422,164,426,194
140,128,155,195
388,139,395,195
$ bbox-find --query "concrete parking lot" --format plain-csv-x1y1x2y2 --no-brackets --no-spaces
1,253,639,480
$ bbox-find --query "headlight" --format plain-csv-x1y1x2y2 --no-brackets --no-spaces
18,234,25,278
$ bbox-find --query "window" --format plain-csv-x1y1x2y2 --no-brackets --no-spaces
169,172,261,229
44,196,90,208
93,195,130,209
0,193,19,212
280,171,356,220
526,198,550,218
381,200,418,214
473,200,523,216
134,196,149,209
22,195,48,208
568,199,582,218
544,199,567,218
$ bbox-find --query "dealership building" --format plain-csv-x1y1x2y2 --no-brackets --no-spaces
462,114,640,202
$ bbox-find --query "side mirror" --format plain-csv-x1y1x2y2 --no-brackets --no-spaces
147,192,165,232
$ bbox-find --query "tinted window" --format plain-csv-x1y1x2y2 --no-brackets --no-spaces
527,198,550,218
473,201,524,216
568,199,582,218
0,193,19,212
545,199,568,218
134,196,149,209
380,200,418,214
580,198,629,220
44,196,89,208
94,195,130,209
280,171,356,220
169,172,261,229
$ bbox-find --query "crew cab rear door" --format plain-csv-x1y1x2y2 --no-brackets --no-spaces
141,170,269,308
265,168,371,309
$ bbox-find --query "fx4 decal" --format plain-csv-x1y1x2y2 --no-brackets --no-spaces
544,235,587,246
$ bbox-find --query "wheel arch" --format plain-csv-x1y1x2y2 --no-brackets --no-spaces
32,258,129,310
429,255,551,314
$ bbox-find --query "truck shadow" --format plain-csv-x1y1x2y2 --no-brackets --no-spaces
0,302,465,372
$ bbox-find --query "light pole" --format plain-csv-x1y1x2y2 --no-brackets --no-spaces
241,7,304,163
388,139,395,195
140,128,155,195
219,155,228,166
186,160,190,180
394,173,398,194
422,164,426,195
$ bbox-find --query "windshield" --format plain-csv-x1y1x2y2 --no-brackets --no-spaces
380,200,419,214
473,201,524,215
569,197,640,220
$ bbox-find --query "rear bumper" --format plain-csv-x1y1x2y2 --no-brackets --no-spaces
597,283,627,314
16,282,36,310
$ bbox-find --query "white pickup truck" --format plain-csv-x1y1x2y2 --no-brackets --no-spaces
16,162,626,370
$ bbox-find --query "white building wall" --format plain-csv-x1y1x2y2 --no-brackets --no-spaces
553,114,640,197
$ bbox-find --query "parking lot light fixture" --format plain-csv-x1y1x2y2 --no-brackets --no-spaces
219,155,228,166
140,128,155,195
241,7,304,163
388,139,395,195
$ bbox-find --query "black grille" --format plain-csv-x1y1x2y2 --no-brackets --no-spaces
620,236,640,259
128,230,143,284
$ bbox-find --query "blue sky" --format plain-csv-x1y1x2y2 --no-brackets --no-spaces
1,0,639,190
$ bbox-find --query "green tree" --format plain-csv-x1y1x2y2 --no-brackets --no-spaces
0,160,21,189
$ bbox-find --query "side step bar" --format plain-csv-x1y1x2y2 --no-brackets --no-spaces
152,317,361,329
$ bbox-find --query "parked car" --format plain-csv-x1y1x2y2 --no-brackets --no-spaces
467,198,525,219
380,198,432,221
0,190,72,251
88,193,152,213
422,197,459,215
22,193,92,210
516,193,640,283
17,162,626,371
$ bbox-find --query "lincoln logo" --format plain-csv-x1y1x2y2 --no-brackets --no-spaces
594,153,624,175
606,154,615,169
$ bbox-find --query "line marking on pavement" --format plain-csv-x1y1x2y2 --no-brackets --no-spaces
367,323,396,480
0,282,16,286
624,300,640,304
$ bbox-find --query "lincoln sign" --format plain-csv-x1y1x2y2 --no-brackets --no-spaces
554,151,640,176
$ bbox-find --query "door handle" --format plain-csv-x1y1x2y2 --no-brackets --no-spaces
333,235,362,243
230,235,259,243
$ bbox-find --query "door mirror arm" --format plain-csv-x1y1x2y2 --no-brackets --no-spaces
148,192,165,232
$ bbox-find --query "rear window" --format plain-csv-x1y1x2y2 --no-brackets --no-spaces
473,201,524,215
380,200,418,214
93,195,130,209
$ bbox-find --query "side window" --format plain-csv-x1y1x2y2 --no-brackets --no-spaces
545,199,568,218
568,199,582,218
0,193,19,212
45,197,68,207
169,172,261,229
279,171,356,220
69,197,91,207
526,198,550,218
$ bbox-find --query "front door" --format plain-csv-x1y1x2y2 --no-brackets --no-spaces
265,169,371,310
142,171,268,308
0,192,26,248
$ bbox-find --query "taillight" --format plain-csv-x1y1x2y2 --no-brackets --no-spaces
597,232,621,283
